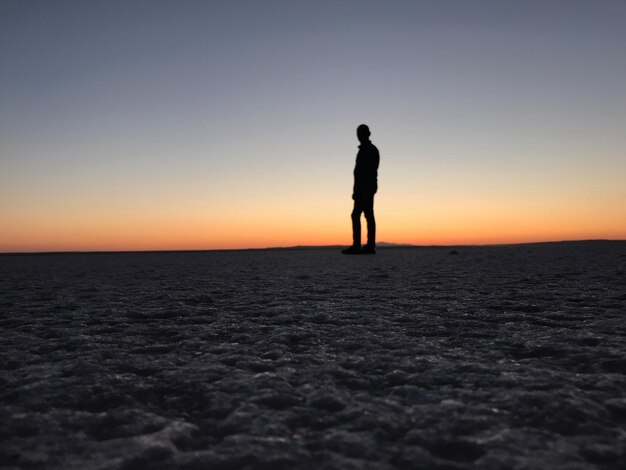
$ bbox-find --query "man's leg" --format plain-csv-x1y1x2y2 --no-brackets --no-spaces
342,200,364,254
364,196,375,248
356,196,375,254
351,200,364,247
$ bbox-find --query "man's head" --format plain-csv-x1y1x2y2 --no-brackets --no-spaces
357,124,370,144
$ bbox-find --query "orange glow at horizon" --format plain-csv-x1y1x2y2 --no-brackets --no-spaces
2,196,625,252
2,158,625,252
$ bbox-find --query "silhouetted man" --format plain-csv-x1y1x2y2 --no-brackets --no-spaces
342,124,379,255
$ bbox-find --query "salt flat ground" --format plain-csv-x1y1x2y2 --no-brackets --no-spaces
1,242,625,469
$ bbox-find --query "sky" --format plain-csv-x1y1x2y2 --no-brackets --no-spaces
1,0,625,252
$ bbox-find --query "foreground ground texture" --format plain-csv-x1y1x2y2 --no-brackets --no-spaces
1,242,625,469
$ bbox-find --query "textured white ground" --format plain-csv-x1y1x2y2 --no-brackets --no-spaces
1,242,625,469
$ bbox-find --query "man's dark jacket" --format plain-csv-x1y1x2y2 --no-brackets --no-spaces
353,141,380,200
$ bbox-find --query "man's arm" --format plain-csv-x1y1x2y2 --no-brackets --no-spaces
361,146,378,196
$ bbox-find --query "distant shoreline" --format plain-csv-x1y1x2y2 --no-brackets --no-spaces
1,239,624,256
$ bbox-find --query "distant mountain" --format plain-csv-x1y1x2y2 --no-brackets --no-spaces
376,241,415,247
264,239,623,251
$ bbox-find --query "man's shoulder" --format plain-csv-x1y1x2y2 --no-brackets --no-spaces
364,142,379,153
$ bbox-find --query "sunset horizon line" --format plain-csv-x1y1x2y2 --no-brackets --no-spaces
1,238,623,256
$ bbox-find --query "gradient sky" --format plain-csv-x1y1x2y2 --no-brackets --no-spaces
1,0,625,252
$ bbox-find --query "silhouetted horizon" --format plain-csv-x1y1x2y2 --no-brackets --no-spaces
1,238,624,256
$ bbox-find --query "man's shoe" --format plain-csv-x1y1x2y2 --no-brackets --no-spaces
360,245,376,255
341,245,361,255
